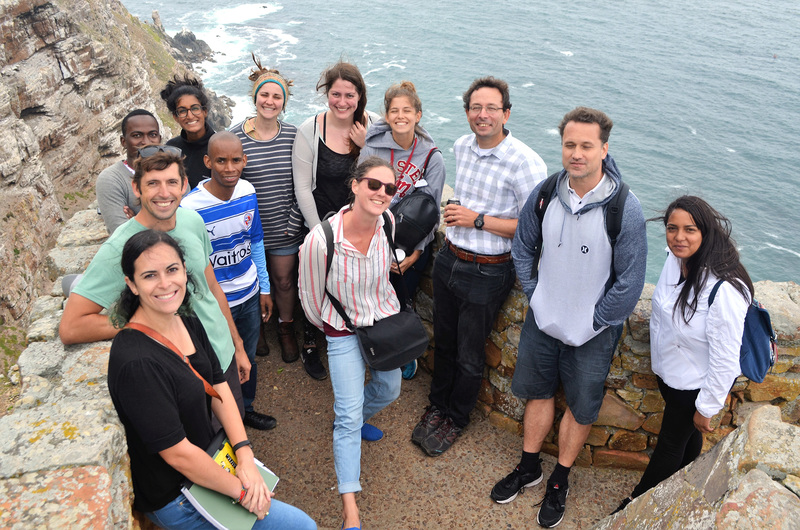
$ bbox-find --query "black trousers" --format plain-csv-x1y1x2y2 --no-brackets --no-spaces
631,376,703,498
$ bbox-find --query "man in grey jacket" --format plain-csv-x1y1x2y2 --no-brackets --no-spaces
492,107,647,528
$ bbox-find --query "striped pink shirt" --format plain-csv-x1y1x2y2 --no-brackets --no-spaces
299,206,401,333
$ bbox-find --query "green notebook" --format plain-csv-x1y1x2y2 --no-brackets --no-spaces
181,431,280,530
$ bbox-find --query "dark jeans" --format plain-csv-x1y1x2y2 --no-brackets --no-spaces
230,293,261,412
390,243,433,306
428,245,515,428
631,377,702,498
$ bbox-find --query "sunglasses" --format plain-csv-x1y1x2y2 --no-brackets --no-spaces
138,145,183,158
358,177,397,196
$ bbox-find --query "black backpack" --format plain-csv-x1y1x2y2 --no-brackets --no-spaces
389,148,441,254
529,172,629,281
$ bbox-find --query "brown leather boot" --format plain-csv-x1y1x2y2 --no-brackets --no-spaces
278,320,299,363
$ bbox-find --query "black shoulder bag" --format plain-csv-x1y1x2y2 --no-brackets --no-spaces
321,212,430,371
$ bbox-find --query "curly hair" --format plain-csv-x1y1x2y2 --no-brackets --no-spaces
160,73,210,115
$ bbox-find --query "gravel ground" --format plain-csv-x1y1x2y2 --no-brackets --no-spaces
246,326,642,530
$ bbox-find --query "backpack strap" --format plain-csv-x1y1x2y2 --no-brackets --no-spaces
421,148,440,177
605,180,630,288
529,172,560,279
320,212,411,332
708,279,724,306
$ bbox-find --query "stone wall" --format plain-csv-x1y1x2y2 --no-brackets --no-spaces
415,231,800,471
1,206,799,527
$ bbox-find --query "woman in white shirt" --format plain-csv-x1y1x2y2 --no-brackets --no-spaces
614,195,752,513
298,157,402,530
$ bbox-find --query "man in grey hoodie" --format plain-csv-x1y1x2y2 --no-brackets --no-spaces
493,107,647,528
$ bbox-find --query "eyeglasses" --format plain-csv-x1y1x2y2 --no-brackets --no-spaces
175,105,206,118
138,145,183,158
468,105,504,115
358,177,397,196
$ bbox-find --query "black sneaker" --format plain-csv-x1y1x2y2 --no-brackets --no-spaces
411,405,445,445
243,410,277,431
301,346,328,380
537,481,569,528
420,416,462,457
490,461,543,504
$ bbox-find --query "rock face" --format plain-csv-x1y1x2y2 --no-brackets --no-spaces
593,405,800,529
0,0,170,325
0,0,231,328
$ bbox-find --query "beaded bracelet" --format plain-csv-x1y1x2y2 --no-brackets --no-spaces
233,486,247,505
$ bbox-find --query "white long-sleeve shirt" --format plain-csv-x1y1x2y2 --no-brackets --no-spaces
298,206,401,333
650,250,749,418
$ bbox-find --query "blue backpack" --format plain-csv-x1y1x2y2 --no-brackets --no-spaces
708,280,776,383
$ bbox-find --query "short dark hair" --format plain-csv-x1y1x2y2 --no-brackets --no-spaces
121,109,156,136
462,77,511,111
558,107,613,144
110,230,196,327
160,74,210,115
132,149,187,190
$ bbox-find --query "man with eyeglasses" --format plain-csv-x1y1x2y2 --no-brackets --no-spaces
96,109,162,234
411,77,547,457
60,146,252,427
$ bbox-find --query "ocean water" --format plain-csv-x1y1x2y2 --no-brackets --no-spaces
122,0,799,284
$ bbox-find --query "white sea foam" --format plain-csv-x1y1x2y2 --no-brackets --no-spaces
726,147,736,153
363,68,383,77
428,114,451,124
546,128,559,135
522,82,535,87
287,20,303,25
560,50,574,56
764,242,800,259
204,2,282,26
688,126,697,135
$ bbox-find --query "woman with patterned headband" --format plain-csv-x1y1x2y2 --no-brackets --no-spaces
230,55,327,381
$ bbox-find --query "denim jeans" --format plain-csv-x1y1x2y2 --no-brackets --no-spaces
512,310,620,424
326,334,401,494
428,245,515,428
230,293,261,412
147,492,317,529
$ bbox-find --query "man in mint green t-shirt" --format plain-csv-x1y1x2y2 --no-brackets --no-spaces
59,147,249,416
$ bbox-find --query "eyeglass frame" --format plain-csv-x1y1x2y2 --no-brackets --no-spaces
174,104,206,118
467,105,506,115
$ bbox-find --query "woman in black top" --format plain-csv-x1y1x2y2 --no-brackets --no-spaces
107,230,315,529
160,74,215,190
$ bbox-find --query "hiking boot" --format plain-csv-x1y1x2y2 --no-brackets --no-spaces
278,321,299,363
537,481,569,528
411,405,445,445
401,359,418,380
420,416,462,457
301,345,328,380
490,461,543,504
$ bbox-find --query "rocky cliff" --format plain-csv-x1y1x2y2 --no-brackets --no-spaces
0,0,229,330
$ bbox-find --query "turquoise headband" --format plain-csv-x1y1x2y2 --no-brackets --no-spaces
254,78,287,106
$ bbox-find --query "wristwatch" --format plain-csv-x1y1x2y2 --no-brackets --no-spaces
474,213,485,230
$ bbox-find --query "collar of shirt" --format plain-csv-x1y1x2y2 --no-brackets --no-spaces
567,173,608,214
468,129,513,160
